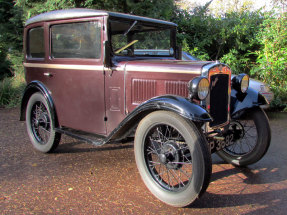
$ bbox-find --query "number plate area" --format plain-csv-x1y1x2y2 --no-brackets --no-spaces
208,132,234,153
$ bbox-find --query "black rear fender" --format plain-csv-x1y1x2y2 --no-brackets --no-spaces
20,81,57,124
230,87,268,119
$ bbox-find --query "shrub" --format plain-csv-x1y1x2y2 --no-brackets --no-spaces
0,52,25,107
251,10,287,110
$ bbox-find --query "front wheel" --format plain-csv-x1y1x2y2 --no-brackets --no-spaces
217,108,271,166
134,111,212,207
26,92,61,153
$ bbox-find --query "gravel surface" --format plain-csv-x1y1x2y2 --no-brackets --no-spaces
1,108,287,214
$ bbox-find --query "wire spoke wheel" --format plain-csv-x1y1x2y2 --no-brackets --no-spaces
26,93,61,153
134,111,211,207
217,108,271,166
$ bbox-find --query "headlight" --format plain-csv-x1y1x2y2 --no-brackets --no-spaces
232,74,249,93
188,77,210,100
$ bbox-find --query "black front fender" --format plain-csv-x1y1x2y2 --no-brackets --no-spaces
107,95,212,141
230,87,268,118
137,95,212,122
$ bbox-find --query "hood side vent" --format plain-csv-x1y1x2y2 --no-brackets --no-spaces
165,81,188,97
132,79,156,105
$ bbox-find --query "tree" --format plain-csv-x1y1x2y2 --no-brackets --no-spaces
218,10,263,74
0,0,23,78
16,0,176,21
174,1,263,68
173,1,217,60
209,0,255,17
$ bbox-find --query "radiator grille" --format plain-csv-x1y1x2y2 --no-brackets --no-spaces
209,74,229,127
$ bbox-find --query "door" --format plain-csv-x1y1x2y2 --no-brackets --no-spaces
45,18,106,135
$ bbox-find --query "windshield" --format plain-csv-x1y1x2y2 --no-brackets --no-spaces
110,19,175,57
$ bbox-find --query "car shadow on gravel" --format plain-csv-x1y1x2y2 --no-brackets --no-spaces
191,188,287,211
187,155,287,213
210,163,285,185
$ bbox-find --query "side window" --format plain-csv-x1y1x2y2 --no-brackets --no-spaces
27,27,45,58
51,21,101,59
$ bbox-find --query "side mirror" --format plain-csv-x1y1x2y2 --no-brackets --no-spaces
176,46,182,60
104,41,112,68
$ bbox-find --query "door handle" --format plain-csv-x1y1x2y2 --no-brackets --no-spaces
43,73,53,77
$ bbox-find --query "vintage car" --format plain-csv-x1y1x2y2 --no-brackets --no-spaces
21,9,271,207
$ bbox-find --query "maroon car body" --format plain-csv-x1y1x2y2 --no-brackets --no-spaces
21,9,271,207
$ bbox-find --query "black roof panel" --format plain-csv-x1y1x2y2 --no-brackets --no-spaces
25,8,177,27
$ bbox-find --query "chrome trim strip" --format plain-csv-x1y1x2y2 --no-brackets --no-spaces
126,66,201,74
24,63,200,74
23,63,104,71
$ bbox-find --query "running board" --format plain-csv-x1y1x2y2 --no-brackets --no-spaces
55,127,106,146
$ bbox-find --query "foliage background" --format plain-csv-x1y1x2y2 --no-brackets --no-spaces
0,0,286,110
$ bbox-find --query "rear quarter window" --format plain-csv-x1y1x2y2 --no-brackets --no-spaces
51,21,101,59
27,27,45,58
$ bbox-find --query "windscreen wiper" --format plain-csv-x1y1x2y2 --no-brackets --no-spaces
124,21,137,36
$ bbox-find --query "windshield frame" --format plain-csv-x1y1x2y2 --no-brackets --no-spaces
108,17,177,59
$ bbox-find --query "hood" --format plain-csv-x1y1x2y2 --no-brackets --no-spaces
114,60,212,74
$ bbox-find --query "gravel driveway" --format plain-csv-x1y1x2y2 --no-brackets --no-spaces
1,108,287,214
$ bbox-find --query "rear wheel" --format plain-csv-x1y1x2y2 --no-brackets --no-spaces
26,92,61,153
134,111,212,207
217,108,271,166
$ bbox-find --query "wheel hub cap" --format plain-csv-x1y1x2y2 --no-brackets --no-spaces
38,113,49,129
158,141,182,169
159,154,167,164
230,121,245,141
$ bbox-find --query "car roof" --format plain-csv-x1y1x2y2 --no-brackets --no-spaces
25,8,177,27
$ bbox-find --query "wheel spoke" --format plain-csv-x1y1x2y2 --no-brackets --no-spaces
157,165,168,177
157,127,164,141
148,160,161,165
168,161,192,165
179,168,191,178
171,169,185,187
39,125,51,133
167,168,172,189
183,153,192,164
147,146,158,155
150,141,160,155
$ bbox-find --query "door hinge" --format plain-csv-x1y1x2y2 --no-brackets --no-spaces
104,116,108,121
